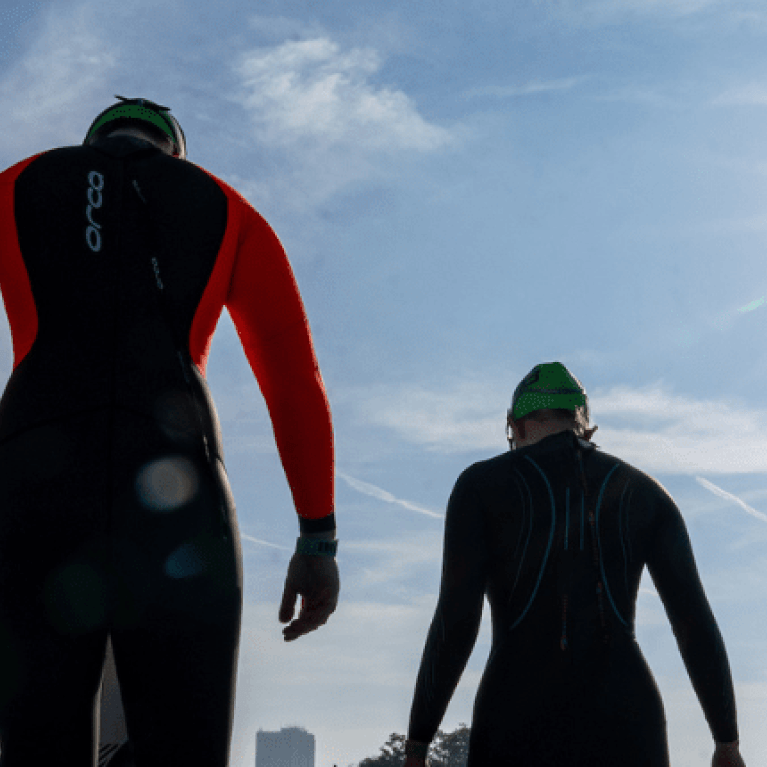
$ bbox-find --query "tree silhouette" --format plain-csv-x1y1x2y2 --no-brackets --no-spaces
358,725,470,767
358,732,406,767
429,725,470,767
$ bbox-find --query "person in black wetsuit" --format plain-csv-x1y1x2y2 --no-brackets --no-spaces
403,362,746,767
0,96,339,767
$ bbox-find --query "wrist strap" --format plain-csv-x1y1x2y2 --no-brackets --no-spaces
405,740,429,759
295,537,338,556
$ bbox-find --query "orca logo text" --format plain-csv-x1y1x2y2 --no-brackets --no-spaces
86,171,105,253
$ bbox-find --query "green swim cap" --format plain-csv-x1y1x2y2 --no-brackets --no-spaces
84,95,186,159
510,361,589,422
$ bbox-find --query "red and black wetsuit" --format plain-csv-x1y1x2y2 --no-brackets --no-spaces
408,430,739,766
0,134,334,766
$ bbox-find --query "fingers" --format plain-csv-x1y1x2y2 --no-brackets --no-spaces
279,552,339,640
278,582,298,624
281,588,336,642
281,598,334,641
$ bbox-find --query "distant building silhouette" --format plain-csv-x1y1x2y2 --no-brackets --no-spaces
256,726,315,767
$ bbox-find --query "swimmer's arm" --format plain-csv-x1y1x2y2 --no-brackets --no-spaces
407,468,488,746
226,206,334,531
645,488,739,744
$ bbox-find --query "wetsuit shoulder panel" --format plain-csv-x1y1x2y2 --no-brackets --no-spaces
0,154,46,370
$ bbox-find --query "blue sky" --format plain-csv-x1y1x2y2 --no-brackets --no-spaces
1,1,767,765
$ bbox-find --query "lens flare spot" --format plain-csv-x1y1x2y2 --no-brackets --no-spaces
154,391,198,446
136,456,199,511
164,543,205,579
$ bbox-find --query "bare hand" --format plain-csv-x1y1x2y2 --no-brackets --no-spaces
712,741,746,767
278,552,339,641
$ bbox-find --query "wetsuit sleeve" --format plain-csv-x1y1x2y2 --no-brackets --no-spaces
0,155,45,370
407,467,488,745
225,203,334,534
645,481,739,743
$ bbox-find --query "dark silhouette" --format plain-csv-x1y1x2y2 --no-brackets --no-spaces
0,96,338,766
404,363,744,766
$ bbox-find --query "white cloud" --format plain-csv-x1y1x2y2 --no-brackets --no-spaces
232,38,452,152
340,537,443,590
713,82,767,106
349,379,767,474
0,3,117,159
349,379,508,455
592,385,767,474
464,77,587,100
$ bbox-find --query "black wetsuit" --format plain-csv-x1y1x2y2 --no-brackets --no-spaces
408,430,738,766
0,136,334,766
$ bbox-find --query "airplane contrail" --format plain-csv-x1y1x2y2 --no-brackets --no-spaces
240,533,292,550
336,471,444,519
695,477,767,524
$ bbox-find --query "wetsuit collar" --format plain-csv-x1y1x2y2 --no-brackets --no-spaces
87,134,163,159
521,430,596,455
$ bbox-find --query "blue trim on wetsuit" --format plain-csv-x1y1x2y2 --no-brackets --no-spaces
510,455,556,631
594,463,628,627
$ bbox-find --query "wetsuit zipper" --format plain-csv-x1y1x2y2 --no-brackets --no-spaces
132,177,230,541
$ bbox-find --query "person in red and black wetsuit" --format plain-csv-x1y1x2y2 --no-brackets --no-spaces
404,362,746,767
0,96,339,767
